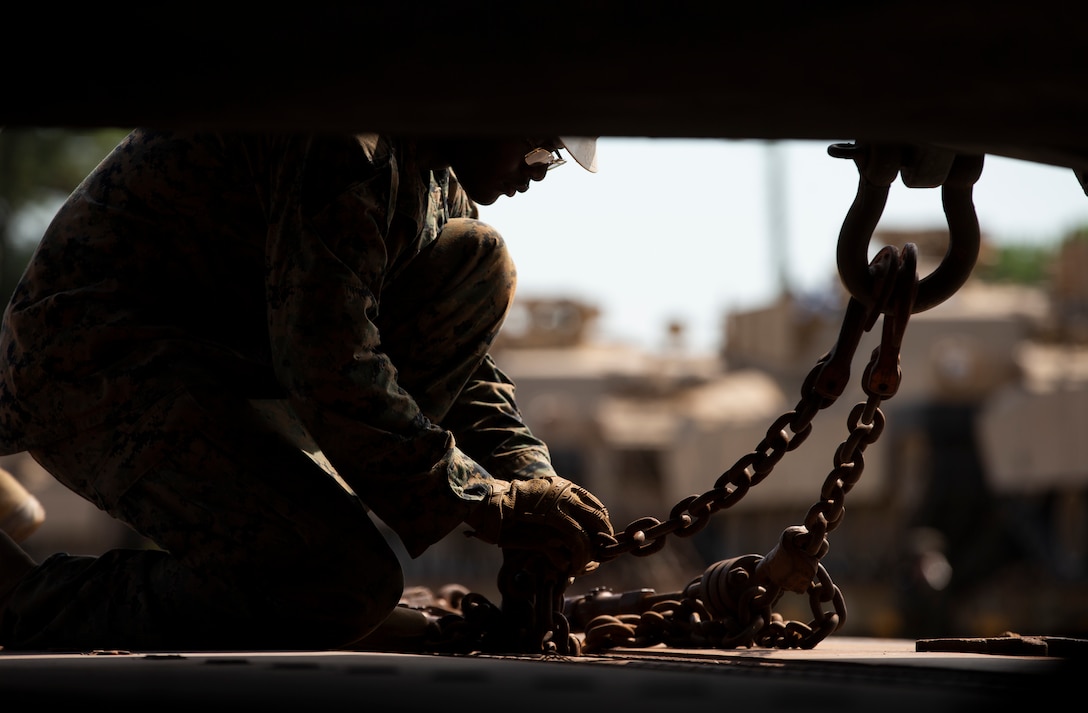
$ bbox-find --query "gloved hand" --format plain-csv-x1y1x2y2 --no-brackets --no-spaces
465,475,613,576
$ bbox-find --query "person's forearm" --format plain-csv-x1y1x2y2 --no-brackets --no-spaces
442,355,556,480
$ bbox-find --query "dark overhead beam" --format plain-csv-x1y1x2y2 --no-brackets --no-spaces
4,3,1088,170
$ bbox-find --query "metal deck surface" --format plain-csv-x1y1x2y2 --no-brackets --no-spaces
0,637,1073,712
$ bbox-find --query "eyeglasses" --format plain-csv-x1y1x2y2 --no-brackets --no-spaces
524,146,567,170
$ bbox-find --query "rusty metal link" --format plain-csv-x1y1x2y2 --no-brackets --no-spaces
802,399,883,532
667,495,713,538
797,565,846,649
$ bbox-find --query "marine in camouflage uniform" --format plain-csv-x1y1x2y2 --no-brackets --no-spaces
0,130,606,651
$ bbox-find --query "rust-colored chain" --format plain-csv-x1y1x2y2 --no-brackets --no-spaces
798,243,918,554
576,562,845,652
593,248,907,564
577,246,920,652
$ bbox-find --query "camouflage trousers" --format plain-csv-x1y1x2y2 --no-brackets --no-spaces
0,218,516,651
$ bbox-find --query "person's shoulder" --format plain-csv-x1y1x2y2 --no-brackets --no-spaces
353,133,402,171
356,133,381,161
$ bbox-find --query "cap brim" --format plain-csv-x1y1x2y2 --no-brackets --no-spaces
559,137,598,173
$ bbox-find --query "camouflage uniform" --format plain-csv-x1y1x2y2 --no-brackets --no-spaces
0,129,557,650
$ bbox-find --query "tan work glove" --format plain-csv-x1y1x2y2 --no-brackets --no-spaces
465,475,613,576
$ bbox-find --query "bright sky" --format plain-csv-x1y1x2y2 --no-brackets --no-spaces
478,138,1088,355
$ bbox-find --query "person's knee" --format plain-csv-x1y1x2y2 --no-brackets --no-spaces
330,538,405,635
442,218,516,289
450,220,517,327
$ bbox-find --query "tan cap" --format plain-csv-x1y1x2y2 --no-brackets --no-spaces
559,137,598,173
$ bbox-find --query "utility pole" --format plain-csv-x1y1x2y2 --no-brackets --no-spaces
766,141,790,297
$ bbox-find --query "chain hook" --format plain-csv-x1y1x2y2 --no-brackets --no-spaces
864,243,919,398
810,245,898,401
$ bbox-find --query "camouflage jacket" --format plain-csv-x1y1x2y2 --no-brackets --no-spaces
0,129,555,555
